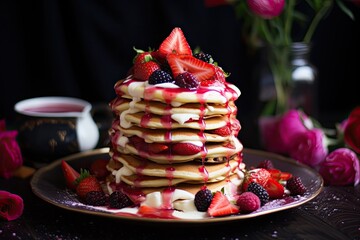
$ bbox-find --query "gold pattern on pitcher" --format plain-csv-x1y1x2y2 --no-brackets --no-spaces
20,119,76,131
49,138,58,152
58,130,67,141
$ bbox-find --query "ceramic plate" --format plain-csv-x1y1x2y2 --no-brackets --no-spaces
30,148,323,224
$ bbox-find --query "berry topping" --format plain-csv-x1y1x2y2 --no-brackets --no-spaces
236,192,261,213
75,170,103,199
158,27,192,58
172,142,202,155
246,182,269,206
257,159,274,170
85,191,107,206
209,126,231,137
167,54,215,81
109,191,134,209
148,69,174,85
133,51,160,81
61,160,80,191
267,169,293,181
174,72,199,90
286,176,306,196
207,191,239,217
194,188,213,212
242,168,271,191
90,159,110,181
264,178,285,199
194,52,213,63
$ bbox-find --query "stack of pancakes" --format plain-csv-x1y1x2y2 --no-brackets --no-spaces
106,78,244,201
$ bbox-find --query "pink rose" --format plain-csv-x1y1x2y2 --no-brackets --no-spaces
344,106,360,154
288,128,328,167
247,0,285,19
0,119,23,179
0,190,24,221
318,148,360,186
259,109,309,155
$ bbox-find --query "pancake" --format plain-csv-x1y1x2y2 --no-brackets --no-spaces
123,112,236,130
111,153,242,181
114,78,241,105
110,97,237,117
111,125,231,143
106,172,243,196
115,136,243,164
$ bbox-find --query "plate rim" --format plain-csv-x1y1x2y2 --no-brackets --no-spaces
30,147,324,224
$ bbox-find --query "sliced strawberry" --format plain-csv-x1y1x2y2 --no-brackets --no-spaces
242,168,271,191
267,169,282,181
210,66,226,83
148,143,169,154
279,171,293,181
167,54,215,81
61,160,80,191
90,159,110,180
158,27,192,58
207,191,239,217
209,126,231,137
172,142,202,155
137,205,173,218
76,170,103,199
264,178,285,199
267,169,293,181
200,79,224,87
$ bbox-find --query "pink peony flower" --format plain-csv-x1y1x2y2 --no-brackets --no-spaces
318,148,360,186
288,128,328,167
0,190,24,221
259,109,310,155
0,119,23,179
247,0,285,19
344,106,360,154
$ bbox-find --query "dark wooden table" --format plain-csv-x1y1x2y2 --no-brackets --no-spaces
1,163,359,240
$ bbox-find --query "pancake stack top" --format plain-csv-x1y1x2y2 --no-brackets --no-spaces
107,27,244,213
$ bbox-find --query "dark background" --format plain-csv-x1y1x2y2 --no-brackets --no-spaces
1,0,359,149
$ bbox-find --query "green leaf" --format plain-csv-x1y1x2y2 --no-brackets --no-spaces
335,0,355,20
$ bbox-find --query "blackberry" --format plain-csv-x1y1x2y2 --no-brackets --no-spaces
257,159,274,170
174,72,199,90
109,191,133,209
194,52,213,63
85,191,107,206
148,69,174,85
247,182,269,206
286,176,306,196
194,188,213,212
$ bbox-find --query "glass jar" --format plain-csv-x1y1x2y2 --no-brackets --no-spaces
257,42,318,117
289,42,318,117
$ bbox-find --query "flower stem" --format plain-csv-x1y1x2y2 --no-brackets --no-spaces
303,0,333,43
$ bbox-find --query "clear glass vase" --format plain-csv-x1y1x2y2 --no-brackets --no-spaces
257,42,318,117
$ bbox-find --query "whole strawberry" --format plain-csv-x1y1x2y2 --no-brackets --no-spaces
75,169,103,199
133,51,160,81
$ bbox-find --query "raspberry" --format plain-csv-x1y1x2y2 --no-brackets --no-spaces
85,191,107,206
108,191,133,209
247,182,269,206
194,52,213,63
286,176,306,196
236,192,261,213
174,72,199,90
257,159,274,170
148,69,174,85
194,188,213,212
